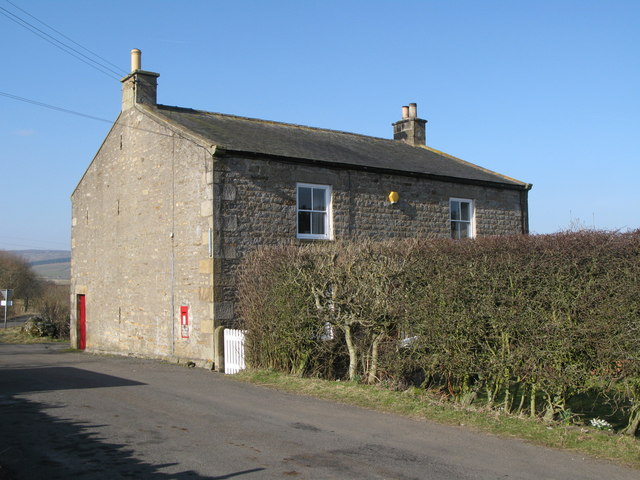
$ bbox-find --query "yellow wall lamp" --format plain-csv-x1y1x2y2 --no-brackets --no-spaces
388,191,400,204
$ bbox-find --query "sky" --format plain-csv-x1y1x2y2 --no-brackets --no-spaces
0,0,638,251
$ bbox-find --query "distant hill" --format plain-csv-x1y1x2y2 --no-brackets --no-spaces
9,250,71,283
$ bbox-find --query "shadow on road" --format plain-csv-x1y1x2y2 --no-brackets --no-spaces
0,366,264,479
0,367,145,394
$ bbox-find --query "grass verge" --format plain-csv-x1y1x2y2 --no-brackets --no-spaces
0,325,67,344
235,369,640,469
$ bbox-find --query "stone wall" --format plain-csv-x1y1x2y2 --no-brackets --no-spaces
71,108,215,365
214,155,527,325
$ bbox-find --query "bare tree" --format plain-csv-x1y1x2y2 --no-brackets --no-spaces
0,250,43,312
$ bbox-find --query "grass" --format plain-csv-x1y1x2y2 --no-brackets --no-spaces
235,369,640,470
0,325,67,344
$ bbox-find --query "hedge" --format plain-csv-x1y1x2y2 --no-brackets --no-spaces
236,231,640,435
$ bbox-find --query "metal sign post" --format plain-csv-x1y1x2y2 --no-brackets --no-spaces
1,289,13,329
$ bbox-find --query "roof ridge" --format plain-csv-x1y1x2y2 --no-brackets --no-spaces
156,104,398,143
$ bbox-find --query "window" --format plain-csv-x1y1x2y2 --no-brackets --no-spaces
450,198,474,239
297,183,331,239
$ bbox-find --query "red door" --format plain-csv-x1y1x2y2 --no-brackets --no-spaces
77,295,86,350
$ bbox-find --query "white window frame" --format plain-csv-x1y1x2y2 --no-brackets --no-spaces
296,183,332,240
450,198,475,239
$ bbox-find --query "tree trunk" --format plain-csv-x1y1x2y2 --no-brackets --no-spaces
486,380,496,407
514,382,526,414
344,324,358,381
366,333,383,384
623,407,640,436
503,377,511,413
530,382,537,418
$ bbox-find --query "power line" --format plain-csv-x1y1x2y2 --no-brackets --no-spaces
5,0,126,76
0,91,114,124
0,7,200,142
0,90,181,140
0,5,122,81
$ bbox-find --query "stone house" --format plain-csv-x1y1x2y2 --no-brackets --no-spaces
70,50,531,369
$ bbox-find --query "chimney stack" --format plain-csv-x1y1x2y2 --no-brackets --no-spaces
121,49,160,111
393,103,427,146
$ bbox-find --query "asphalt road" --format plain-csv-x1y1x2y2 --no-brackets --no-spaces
0,344,637,480
1,315,30,329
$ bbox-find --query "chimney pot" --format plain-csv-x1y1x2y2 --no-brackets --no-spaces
408,103,417,119
131,48,141,72
401,106,409,119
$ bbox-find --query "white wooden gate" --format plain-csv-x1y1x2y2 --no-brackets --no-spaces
223,328,246,374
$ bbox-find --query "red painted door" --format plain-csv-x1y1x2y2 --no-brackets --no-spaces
77,295,86,350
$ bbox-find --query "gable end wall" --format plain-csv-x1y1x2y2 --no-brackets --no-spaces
71,109,215,365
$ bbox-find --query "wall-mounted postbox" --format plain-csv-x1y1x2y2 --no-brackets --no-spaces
180,306,189,339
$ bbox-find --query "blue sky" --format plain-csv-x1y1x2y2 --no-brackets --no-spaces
1,0,638,250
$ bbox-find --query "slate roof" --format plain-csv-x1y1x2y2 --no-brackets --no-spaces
151,104,529,189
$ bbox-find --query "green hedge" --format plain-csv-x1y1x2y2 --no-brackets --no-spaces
236,231,640,435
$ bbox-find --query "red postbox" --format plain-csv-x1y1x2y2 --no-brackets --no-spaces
180,306,189,339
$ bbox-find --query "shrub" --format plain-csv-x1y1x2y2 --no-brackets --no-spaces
236,230,640,434
35,283,70,339
21,316,56,337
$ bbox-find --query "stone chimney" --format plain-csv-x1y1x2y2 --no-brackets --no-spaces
392,103,427,146
121,49,160,111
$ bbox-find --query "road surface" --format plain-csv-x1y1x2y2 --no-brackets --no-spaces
0,343,637,479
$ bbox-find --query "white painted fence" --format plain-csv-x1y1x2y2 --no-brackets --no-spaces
223,328,246,374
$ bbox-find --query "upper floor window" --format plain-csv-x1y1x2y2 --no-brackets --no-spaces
297,183,332,240
450,198,474,239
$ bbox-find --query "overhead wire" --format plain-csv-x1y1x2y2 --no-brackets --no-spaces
0,5,123,81
0,2,128,124
0,90,185,140
0,3,183,137
0,91,114,124
0,4,214,149
0,3,187,139
5,0,126,77
0,3,168,254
